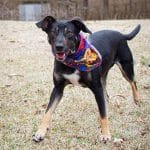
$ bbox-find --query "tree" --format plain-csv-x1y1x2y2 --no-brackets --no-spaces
100,0,109,19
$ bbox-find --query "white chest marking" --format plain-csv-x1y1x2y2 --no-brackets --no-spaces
63,70,80,86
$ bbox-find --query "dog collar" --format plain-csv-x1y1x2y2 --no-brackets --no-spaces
61,33,102,72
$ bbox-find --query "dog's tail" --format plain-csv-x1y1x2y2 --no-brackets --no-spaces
124,24,141,40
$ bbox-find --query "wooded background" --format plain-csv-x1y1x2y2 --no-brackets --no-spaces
0,0,149,20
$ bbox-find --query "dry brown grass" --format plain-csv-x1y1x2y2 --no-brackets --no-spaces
0,20,150,150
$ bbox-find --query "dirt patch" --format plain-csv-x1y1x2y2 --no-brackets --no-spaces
0,20,150,149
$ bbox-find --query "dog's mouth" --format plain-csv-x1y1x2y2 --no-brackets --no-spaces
55,52,66,61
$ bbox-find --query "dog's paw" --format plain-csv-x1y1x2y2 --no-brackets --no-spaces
134,99,141,106
32,128,48,142
99,134,111,143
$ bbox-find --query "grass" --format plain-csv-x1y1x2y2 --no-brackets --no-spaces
0,20,150,150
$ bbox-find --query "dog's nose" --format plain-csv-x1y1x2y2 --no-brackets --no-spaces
56,45,64,52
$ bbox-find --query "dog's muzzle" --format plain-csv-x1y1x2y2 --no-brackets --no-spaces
55,45,66,61
55,52,66,61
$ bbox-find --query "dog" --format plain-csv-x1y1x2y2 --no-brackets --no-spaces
32,16,140,142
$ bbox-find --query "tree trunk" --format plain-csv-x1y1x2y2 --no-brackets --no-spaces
100,0,109,19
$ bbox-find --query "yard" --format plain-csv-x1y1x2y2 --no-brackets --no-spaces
0,19,150,149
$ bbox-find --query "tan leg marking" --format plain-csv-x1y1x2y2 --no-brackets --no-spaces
116,62,140,105
38,110,51,131
130,81,140,105
116,62,129,81
100,117,111,141
33,100,58,142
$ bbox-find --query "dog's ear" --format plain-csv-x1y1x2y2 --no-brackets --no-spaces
36,16,56,32
70,17,92,34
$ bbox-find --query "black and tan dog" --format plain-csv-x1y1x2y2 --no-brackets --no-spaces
33,16,140,142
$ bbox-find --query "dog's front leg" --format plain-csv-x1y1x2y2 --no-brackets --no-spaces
90,81,111,142
33,83,65,142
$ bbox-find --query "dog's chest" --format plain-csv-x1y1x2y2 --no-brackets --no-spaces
63,70,81,86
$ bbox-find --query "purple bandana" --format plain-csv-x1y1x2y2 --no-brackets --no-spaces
58,33,102,72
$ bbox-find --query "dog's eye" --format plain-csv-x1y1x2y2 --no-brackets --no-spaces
49,31,57,42
50,31,56,37
66,31,74,38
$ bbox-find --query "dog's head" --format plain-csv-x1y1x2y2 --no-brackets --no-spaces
36,16,92,62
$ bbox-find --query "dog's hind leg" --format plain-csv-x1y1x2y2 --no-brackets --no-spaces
117,61,140,105
116,43,140,105
33,82,65,142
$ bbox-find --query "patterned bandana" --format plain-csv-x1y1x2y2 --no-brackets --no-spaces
58,33,102,72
